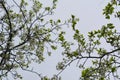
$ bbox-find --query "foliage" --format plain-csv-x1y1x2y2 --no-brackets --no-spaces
0,0,120,80
0,0,70,79
56,0,120,80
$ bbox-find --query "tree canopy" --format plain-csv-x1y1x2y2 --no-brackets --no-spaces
0,0,120,80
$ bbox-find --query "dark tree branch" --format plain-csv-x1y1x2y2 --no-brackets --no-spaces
0,1,13,66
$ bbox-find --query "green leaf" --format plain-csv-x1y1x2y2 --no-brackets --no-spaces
57,19,61,23
111,66,116,72
82,68,89,77
71,15,75,19
45,7,50,11
72,51,78,57
107,23,114,29
99,77,105,80
51,45,57,50
75,29,79,33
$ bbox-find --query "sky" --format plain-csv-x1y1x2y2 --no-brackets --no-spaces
2,0,120,80
18,0,114,80
17,0,120,80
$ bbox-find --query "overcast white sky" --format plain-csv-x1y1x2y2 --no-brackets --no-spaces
6,0,120,80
